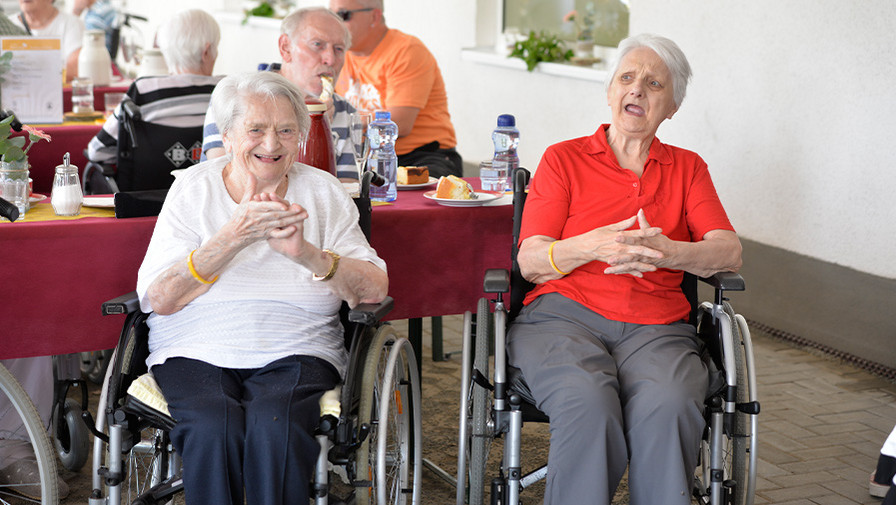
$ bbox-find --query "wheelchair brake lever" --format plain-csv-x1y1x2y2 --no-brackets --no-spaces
81,410,110,444
472,368,494,391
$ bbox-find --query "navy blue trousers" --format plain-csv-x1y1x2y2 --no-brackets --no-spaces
152,355,340,505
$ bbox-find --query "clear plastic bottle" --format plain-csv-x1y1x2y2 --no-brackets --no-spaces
489,114,520,191
367,111,398,202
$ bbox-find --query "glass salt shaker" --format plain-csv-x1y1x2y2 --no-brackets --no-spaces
51,152,82,216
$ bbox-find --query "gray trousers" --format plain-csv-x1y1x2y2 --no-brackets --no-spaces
506,293,708,505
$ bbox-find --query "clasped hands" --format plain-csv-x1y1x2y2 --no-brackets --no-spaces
227,176,310,261
590,209,674,277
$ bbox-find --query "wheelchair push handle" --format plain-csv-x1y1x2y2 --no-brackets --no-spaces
0,196,19,222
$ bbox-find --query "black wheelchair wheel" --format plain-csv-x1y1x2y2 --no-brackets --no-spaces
53,397,91,471
466,297,493,505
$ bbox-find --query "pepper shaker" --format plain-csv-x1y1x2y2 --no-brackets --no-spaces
51,152,82,216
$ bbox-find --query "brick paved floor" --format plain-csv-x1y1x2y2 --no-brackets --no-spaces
395,314,896,505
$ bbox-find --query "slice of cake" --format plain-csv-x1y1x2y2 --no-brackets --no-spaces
398,166,429,185
435,175,474,199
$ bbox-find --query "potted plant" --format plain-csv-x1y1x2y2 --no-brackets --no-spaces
0,114,52,167
508,31,573,72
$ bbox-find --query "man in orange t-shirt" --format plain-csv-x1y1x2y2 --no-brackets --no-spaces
329,0,462,177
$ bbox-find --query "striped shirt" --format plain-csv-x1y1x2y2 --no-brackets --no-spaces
87,74,221,164
201,94,358,180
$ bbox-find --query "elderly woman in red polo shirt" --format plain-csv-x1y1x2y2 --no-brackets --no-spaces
508,33,743,505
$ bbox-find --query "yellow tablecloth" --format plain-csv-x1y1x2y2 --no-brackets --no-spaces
1,201,116,224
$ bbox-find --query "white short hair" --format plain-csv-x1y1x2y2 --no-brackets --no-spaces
210,72,310,142
156,9,220,74
606,33,692,108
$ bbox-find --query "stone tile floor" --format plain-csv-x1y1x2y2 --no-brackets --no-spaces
392,314,896,505
59,315,896,505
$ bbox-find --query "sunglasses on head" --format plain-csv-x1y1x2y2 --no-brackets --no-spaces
336,7,374,21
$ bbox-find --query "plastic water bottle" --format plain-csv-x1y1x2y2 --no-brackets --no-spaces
488,114,520,192
367,111,398,202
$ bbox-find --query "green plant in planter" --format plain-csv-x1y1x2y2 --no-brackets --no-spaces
0,114,51,163
242,1,276,24
0,51,13,84
509,31,574,72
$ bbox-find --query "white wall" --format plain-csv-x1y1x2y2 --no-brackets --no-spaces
382,0,896,280
122,0,896,279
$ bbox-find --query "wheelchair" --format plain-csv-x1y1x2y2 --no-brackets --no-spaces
455,168,760,505
83,93,207,195
84,173,422,505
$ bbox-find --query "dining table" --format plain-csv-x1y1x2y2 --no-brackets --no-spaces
0,180,514,366
16,122,104,194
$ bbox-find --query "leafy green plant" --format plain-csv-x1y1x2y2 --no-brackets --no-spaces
509,31,574,72
0,52,13,85
242,1,275,24
0,115,51,163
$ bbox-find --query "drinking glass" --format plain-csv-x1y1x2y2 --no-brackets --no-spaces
0,162,29,220
71,77,94,114
350,112,372,180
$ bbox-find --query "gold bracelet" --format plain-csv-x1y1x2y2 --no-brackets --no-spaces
187,249,219,285
312,249,340,281
548,240,571,276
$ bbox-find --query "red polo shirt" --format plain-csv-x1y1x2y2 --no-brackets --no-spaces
520,125,735,325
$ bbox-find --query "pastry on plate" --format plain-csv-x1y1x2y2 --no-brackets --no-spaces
398,166,429,185
435,175,474,200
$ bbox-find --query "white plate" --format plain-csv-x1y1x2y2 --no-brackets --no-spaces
82,195,115,208
398,176,438,190
423,190,502,207
29,193,47,204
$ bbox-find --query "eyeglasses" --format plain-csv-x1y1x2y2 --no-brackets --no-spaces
336,7,374,21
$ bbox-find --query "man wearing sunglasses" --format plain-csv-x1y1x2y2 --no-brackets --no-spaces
330,0,462,178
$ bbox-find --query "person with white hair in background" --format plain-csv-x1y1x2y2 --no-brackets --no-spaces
87,8,222,164
202,6,359,180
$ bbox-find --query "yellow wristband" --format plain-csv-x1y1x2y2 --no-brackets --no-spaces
548,240,571,276
187,250,219,285
312,249,340,281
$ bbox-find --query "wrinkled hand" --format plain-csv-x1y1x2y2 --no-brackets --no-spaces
223,174,307,250
253,192,310,260
603,209,672,276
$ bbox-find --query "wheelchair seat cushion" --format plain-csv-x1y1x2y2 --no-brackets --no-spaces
124,372,345,430
127,373,173,417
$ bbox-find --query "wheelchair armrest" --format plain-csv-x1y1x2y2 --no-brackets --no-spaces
483,268,510,294
347,296,394,325
699,272,746,292
102,290,140,315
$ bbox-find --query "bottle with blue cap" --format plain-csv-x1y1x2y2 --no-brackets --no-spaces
367,111,398,202
487,114,519,192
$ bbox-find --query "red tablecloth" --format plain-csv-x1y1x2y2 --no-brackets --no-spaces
0,183,513,359
13,123,103,194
